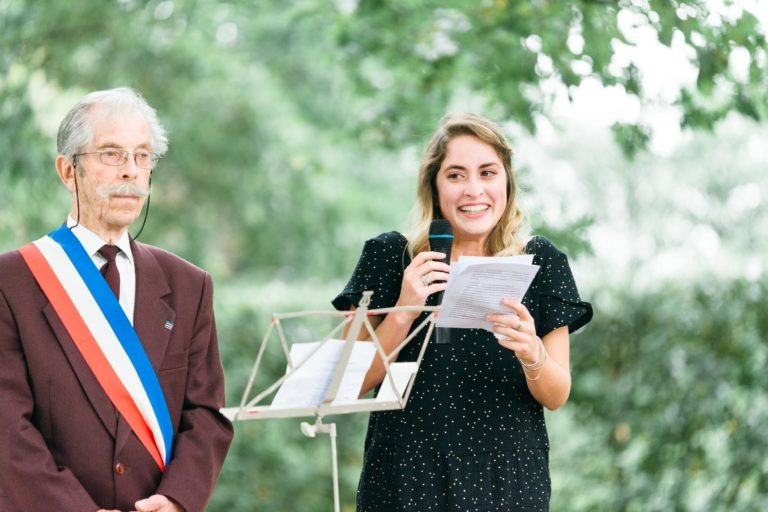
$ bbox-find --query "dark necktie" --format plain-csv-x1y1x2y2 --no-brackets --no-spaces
98,245,121,299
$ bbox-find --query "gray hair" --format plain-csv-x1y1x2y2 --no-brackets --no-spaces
56,87,168,160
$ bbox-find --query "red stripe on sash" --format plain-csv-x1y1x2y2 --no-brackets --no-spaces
19,243,165,470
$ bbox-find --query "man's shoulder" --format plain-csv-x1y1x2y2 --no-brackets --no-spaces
0,247,37,300
0,246,29,273
0,246,22,260
133,242,208,278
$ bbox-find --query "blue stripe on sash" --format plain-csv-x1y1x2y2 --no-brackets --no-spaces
49,225,174,463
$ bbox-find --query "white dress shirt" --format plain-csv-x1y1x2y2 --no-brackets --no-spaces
66,217,136,324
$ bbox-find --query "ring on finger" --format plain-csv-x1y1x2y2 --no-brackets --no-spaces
515,322,522,331
421,272,433,286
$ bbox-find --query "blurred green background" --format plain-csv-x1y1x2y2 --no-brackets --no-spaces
2,1,767,510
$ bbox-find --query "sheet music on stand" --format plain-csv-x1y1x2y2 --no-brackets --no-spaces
220,291,439,512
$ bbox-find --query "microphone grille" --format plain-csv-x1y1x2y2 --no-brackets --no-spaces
428,219,453,264
429,219,453,237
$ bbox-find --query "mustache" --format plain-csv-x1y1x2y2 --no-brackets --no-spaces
96,182,150,199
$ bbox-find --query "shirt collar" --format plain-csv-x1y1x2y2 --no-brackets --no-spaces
66,216,135,265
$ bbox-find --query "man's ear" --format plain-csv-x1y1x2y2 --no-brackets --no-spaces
55,155,77,192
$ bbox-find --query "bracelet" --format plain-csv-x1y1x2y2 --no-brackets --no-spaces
524,362,545,381
520,336,547,372
523,353,547,381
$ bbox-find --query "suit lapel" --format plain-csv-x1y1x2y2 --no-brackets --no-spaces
131,242,174,370
116,241,175,454
43,303,118,438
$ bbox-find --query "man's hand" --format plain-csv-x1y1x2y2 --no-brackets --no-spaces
133,494,183,512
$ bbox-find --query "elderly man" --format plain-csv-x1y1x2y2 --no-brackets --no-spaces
0,87,233,512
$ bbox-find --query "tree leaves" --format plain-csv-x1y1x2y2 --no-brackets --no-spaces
2,2,767,510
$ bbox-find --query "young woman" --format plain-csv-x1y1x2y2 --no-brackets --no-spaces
333,113,593,511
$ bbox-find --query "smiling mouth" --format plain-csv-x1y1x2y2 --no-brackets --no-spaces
459,205,489,213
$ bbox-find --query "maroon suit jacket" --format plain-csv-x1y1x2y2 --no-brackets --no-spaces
0,237,233,511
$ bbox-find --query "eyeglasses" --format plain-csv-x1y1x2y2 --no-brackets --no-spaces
74,149,159,169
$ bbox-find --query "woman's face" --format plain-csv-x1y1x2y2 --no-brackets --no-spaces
435,134,508,246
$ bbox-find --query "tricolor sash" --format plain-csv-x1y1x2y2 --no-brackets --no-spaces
19,225,173,470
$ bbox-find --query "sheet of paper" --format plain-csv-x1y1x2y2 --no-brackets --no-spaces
374,362,418,402
270,339,375,408
436,257,539,331
452,254,534,268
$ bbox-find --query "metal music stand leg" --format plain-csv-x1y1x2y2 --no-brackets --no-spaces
300,418,340,512
433,326,452,344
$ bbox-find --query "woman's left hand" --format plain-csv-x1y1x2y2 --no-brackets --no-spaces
485,298,539,365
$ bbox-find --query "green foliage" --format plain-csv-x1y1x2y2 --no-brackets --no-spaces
543,114,768,511
550,276,768,511
2,1,767,510
335,0,768,152
611,122,651,159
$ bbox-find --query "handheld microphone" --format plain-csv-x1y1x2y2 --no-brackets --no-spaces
428,219,453,286
428,219,453,344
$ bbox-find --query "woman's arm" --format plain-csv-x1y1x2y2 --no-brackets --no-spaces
346,250,450,395
487,299,572,410
522,326,571,409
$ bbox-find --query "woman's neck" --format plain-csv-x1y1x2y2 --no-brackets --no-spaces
450,237,487,261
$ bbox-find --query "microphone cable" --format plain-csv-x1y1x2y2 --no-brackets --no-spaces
69,157,81,231
130,175,151,242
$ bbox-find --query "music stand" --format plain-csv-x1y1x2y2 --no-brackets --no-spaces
221,291,439,512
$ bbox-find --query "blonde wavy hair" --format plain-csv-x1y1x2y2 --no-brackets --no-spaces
406,113,527,257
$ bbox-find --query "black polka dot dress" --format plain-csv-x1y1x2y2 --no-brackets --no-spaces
333,232,593,511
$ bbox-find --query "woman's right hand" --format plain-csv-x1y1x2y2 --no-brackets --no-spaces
393,251,450,322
